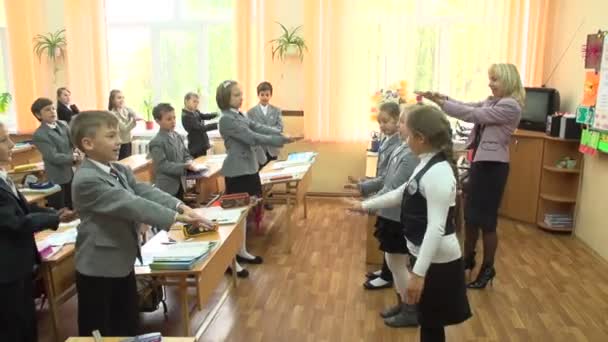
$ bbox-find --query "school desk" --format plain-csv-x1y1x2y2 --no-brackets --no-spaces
117,154,154,183
10,144,42,169
259,159,315,253
135,207,247,336
24,185,61,207
65,338,195,342
35,226,77,342
192,155,225,204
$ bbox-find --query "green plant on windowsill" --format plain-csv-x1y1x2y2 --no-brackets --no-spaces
0,92,12,114
269,22,308,62
143,95,154,130
32,29,67,84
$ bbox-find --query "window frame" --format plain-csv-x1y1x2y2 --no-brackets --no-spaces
0,26,16,132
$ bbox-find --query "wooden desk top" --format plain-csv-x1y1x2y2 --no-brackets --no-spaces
117,154,152,172
65,338,195,342
259,160,314,185
12,144,36,154
35,225,76,263
135,206,247,276
192,155,224,178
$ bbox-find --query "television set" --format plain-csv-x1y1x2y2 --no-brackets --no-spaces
519,87,560,132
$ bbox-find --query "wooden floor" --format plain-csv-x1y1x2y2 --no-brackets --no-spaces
38,198,608,341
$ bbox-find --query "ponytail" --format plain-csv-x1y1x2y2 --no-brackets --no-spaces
441,139,457,179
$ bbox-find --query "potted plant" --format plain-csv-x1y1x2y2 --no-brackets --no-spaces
143,95,154,130
269,22,308,62
32,29,67,84
0,92,11,114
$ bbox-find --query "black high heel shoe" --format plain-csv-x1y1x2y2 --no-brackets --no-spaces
467,265,495,289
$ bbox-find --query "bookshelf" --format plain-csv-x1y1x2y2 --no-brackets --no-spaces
537,137,582,232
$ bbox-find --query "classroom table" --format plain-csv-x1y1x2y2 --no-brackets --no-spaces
24,185,61,206
65,338,195,342
135,206,246,336
117,154,154,182
10,144,42,169
191,155,225,204
259,159,315,253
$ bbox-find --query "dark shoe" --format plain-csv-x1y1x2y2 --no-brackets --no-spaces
365,270,382,279
467,265,495,289
236,255,264,264
380,293,402,318
363,278,393,290
384,303,419,328
226,267,250,278
463,251,476,271
264,203,274,210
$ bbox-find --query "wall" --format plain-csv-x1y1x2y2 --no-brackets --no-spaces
543,0,608,260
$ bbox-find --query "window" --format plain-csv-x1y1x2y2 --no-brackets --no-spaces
0,0,15,131
105,0,235,121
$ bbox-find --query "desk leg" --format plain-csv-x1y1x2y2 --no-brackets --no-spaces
283,196,293,253
231,258,239,288
179,277,190,336
303,194,308,219
42,266,61,342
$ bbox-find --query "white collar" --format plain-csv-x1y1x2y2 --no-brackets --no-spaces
46,122,58,129
88,158,112,175
260,103,268,109
229,108,240,114
0,168,7,181
418,151,439,164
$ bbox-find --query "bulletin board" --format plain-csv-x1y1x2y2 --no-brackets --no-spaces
578,31,608,155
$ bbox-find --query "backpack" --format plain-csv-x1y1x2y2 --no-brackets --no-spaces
136,276,168,317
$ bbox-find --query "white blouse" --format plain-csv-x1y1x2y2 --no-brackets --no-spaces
362,152,461,277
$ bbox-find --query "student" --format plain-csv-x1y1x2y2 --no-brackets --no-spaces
149,103,197,199
181,92,218,158
0,121,76,342
31,97,79,209
417,63,524,289
70,111,211,336
217,80,299,277
56,87,80,123
346,103,419,327
247,81,284,167
351,105,472,341
349,102,403,289
108,89,139,159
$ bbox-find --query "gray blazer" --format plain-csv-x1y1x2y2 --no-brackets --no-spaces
376,134,401,178
148,130,192,195
32,120,74,185
360,142,418,222
442,97,521,163
72,158,180,277
218,109,288,178
247,104,284,164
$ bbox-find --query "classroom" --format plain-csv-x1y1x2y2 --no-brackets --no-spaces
1,0,608,341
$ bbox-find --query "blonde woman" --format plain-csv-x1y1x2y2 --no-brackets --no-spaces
417,63,524,290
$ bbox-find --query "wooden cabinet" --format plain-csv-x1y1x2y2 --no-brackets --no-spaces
499,130,544,223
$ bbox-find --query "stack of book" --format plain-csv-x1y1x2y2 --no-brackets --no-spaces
287,152,317,163
544,213,573,229
149,241,218,270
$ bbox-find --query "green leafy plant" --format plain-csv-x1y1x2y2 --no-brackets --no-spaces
269,22,308,62
0,92,12,113
32,29,67,83
143,94,154,122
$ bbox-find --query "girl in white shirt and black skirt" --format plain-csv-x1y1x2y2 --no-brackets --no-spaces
351,105,471,341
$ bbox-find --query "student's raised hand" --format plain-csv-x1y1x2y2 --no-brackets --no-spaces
176,211,214,229
343,184,361,197
284,134,304,143
185,162,198,172
406,273,425,305
347,175,360,184
343,197,367,215
415,91,446,105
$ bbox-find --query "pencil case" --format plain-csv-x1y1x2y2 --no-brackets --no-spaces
182,223,219,238
219,193,250,209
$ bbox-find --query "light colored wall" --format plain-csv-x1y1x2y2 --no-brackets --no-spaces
543,0,608,260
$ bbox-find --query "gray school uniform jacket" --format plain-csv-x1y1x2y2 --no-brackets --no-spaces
247,104,284,165
376,134,401,178
360,142,419,222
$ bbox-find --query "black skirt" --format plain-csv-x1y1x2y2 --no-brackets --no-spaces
465,161,509,231
224,173,262,197
374,216,409,254
414,257,472,327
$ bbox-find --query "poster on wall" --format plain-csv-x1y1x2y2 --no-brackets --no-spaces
592,34,608,131
585,33,604,70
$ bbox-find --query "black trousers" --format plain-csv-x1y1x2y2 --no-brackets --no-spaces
48,181,73,210
0,274,37,342
76,271,139,337
119,143,132,160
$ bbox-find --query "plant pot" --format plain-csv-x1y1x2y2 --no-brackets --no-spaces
145,121,154,130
